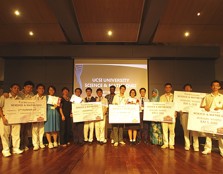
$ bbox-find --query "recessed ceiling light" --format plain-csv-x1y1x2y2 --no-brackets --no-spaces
107,30,112,36
184,31,190,37
197,12,201,16
14,10,20,16
29,31,34,36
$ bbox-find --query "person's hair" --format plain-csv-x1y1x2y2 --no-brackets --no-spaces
129,89,137,96
96,88,103,93
164,83,172,87
23,81,34,88
110,85,116,89
47,85,56,93
183,83,192,89
139,88,146,93
36,83,45,90
211,80,221,87
119,85,126,89
75,88,82,94
85,87,92,92
62,87,70,92
10,83,21,89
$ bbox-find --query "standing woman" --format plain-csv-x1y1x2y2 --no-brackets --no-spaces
126,89,140,144
59,87,72,147
44,86,60,148
149,89,163,145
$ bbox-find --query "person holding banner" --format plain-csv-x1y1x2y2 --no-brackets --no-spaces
32,84,46,151
95,88,108,144
150,89,163,145
126,89,140,144
112,85,127,147
44,86,60,149
71,88,84,145
0,84,24,157
180,84,199,151
59,87,72,147
201,80,223,157
84,87,96,144
160,83,176,150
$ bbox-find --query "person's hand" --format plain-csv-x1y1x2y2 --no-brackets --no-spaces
214,107,220,111
204,106,210,112
2,116,8,125
3,93,9,98
53,104,58,108
62,115,65,121
70,113,73,117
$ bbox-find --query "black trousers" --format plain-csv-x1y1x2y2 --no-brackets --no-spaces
73,122,84,143
137,112,149,142
60,116,72,145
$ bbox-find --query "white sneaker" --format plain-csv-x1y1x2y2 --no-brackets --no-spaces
202,150,211,155
33,146,39,151
24,146,29,151
220,153,223,157
48,143,54,149
103,139,107,143
194,148,199,152
114,142,118,147
13,148,24,154
111,139,114,144
185,147,190,151
53,142,58,148
2,150,11,157
119,141,125,145
161,144,168,149
40,144,45,149
169,145,175,150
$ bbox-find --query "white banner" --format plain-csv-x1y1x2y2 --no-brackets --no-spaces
109,104,140,124
72,102,103,122
143,102,175,123
174,91,206,112
4,99,46,124
188,108,223,135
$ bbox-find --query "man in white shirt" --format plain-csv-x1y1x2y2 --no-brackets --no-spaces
160,83,176,150
0,84,24,157
201,80,223,157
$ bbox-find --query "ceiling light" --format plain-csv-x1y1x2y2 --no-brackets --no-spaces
197,12,201,16
184,31,190,37
29,31,34,36
14,10,20,16
107,30,112,36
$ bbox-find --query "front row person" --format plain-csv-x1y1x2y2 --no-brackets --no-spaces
112,85,127,147
95,88,108,144
32,84,46,150
0,84,24,157
44,86,60,149
201,80,223,157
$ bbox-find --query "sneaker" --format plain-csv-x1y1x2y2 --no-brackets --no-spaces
161,144,168,149
119,141,125,145
53,142,58,148
111,139,114,144
220,153,223,157
24,146,29,151
103,139,107,143
130,139,133,142
169,145,175,150
33,146,39,151
40,144,45,149
2,150,11,157
184,147,190,151
194,148,199,152
48,143,54,149
202,150,211,155
13,148,24,154
114,142,118,147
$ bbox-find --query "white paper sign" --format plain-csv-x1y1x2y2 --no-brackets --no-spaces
109,104,140,124
4,99,47,124
174,91,206,112
47,95,61,106
72,102,103,122
188,107,223,135
143,102,175,123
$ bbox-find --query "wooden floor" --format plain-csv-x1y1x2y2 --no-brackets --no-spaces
0,140,223,174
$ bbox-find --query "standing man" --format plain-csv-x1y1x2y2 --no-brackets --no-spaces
84,87,96,144
95,88,108,144
160,83,176,150
180,84,199,151
105,85,116,143
201,80,223,157
112,85,127,147
0,84,24,157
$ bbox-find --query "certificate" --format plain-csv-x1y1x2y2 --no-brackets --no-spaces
174,91,206,112
143,102,175,123
47,95,61,106
188,107,223,135
4,99,47,124
72,102,103,122
109,104,140,124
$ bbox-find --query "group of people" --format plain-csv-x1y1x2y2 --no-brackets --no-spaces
0,80,223,158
